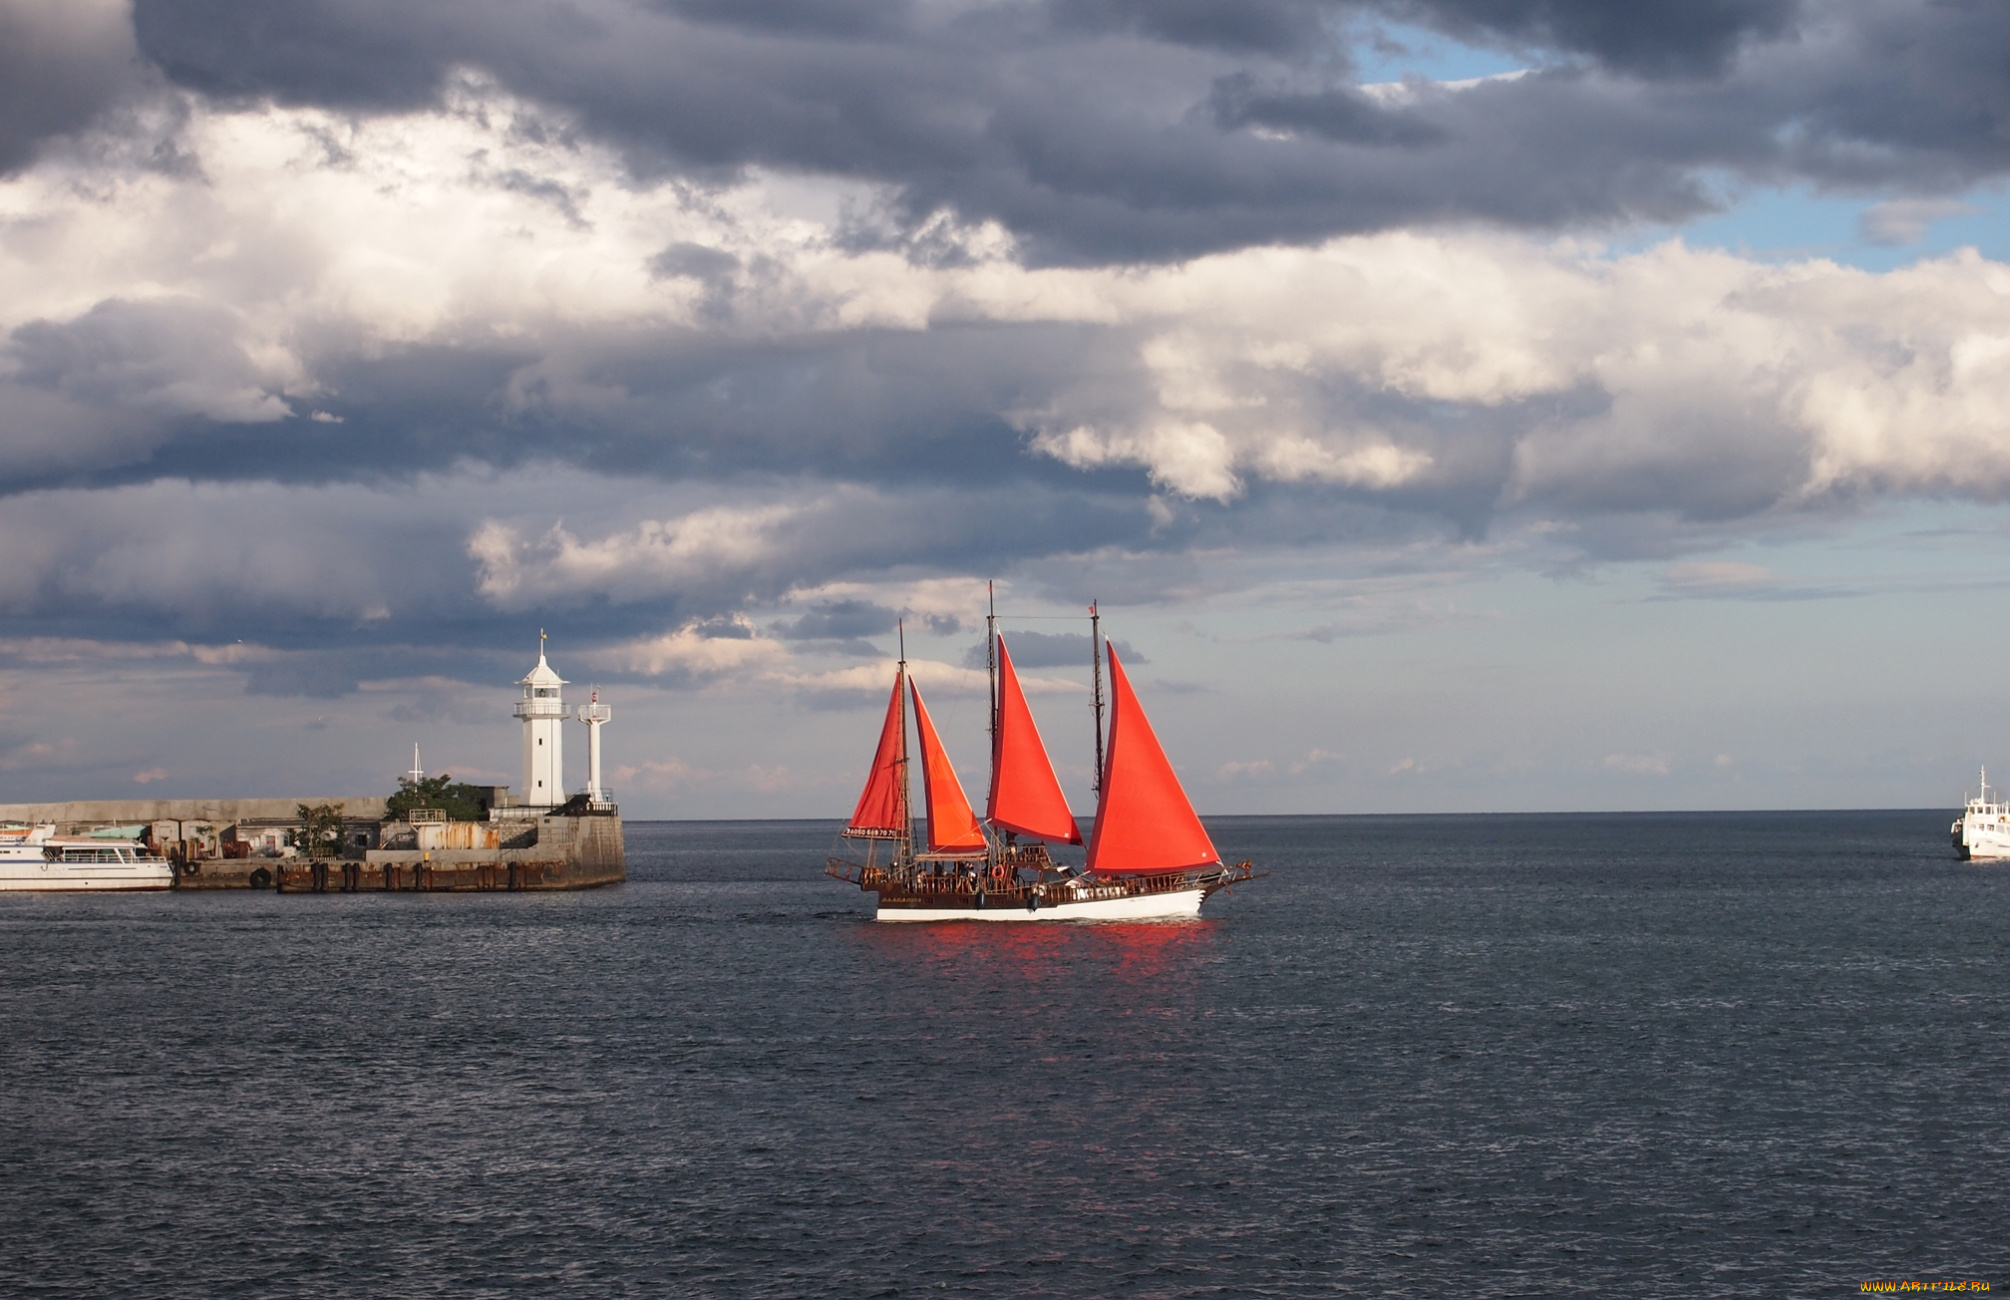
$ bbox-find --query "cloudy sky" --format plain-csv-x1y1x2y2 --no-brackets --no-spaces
3,0,2009,818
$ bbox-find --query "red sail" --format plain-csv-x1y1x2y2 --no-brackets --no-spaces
1086,645,1218,874
986,635,1083,844
846,668,908,838
910,680,987,854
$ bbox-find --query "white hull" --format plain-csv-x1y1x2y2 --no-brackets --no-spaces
877,887,1204,923
1953,769,2010,860
1956,817,2010,859
0,861,175,891
0,827,176,891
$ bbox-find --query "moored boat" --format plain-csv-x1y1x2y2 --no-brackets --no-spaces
826,597,1256,921
0,824,177,891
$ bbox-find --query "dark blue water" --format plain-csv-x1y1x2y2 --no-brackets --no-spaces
1,813,2003,1296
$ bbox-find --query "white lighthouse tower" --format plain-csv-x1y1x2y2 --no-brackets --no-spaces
578,688,611,806
514,631,567,807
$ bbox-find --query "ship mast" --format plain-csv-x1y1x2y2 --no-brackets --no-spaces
986,581,1000,868
1090,601,1106,798
987,582,998,764
897,619,913,872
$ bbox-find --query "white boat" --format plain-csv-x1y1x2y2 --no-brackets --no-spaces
0,824,176,891
1951,767,2010,860
826,596,1255,922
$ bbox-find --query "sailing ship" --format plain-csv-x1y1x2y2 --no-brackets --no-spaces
826,598,1256,921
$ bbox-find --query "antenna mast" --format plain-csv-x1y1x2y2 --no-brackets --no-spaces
1090,601,1106,798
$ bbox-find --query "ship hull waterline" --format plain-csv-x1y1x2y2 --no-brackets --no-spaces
829,858,1255,924
877,887,1205,922
0,865,176,892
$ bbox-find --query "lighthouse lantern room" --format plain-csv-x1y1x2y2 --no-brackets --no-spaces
514,631,568,807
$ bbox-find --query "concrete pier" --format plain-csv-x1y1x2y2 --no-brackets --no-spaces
0,797,624,892
180,812,623,891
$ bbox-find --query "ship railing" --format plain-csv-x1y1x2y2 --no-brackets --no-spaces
829,856,1260,899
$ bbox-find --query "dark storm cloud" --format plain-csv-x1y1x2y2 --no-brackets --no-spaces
10,297,283,420
771,600,899,640
242,646,515,699
1045,0,1334,55
52,319,1131,496
121,0,2010,261
0,455,1202,692
1060,0,1799,72
0,1,141,171
1207,73,1446,148
0,311,1124,499
1395,0,1800,78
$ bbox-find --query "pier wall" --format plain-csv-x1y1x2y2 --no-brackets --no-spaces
2,797,623,892
174,812,625,892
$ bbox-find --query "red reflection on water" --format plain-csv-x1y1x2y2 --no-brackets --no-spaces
1094,920,1216,984
855,916,1217,985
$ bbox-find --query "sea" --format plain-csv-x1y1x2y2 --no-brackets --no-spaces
1,812,2004,1297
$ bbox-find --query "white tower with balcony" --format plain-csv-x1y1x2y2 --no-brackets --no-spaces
515,632,567,808
578,688,612,806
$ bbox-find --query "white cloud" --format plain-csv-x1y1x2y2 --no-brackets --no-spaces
773,576,992,633
1002,236,2010,516
1030,420,1242,500
6,84,2010,534
1357,71,1533,108
1602,753,1671,776
783,656,1075,703
471,504,804,609
1288,747,1344,774
591,618,789,681
3,71,2010,672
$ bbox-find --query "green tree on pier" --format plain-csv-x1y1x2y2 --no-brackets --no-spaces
384,774,490,822
289,803,346,858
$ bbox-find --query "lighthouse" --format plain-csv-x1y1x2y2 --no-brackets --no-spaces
578,688,611,806
514,632,567,807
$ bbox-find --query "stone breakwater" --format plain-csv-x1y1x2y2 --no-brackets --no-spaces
0,798,624,892
250,813,627,893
